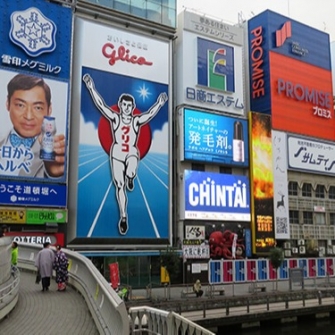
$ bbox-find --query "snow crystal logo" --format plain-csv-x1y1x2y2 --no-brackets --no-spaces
9,7,57,57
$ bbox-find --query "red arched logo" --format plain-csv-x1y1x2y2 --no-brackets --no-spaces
97,105,152,159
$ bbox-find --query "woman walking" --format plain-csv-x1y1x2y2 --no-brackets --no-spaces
53,245,69,291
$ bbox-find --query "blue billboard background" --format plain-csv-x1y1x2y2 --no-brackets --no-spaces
0,179,66,207
77,67,169,240
184,170,250,220
0,0,72,79
183,109,249,166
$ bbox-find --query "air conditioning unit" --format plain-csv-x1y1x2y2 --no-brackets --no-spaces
297,239,305,246
299,246,306,254
327,246,333,254
319,247,326,257
292,247,299,254
284,242,291,249
284,249,292,257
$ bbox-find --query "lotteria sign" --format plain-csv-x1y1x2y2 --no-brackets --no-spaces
6,232,64,246
183,170,250,221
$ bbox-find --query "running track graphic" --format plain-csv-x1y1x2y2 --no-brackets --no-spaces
76,144,169,239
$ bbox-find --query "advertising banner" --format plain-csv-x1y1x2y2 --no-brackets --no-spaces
223,260,233,282
26,208,67,224
248,10,335,141
185,225,205,240
0,1,72,192
176,11,245,116
208,260,222,284
270,53,335,141
0,207,26,224
183,170,251,221
272,131,290,239
74,18,169,241
0,207,66,224
0,179,66,207
109,262,120,289
181,108,249,166
250,112,275,254
182,244,210,259
287,136,335,176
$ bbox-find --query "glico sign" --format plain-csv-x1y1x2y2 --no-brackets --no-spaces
248,10,335,141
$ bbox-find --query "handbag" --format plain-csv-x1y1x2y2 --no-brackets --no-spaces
35,272,41,284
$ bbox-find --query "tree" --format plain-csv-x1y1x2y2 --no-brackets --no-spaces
160,246,181,284
269,247,284,291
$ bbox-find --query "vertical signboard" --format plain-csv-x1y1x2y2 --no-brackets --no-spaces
176,11,245,116
73,18,170,242
0,0,72,208
109,262,120,289
250,112,275,254
223,260,233,282
208,260,222,284
279,260,289,279
248,10,335,141
246,260,257,281
272,131,290,239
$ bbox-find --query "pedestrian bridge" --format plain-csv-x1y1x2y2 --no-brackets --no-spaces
0,238,214,335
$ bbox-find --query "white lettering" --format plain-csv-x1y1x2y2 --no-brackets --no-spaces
188,178,248,208
12,236,53,244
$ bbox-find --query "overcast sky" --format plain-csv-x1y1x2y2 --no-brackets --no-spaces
178,0,335,42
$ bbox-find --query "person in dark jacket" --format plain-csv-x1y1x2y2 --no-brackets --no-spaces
53,245,69,291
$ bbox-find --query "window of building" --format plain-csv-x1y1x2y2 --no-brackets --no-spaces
315,213,325,225
315,184,325,198
302,183,312,197
191,163,205,171
303,211,313,224
289,210,299,224
330,213,335,225
219,166,232,174
85,0,177,28
329,186,335,200
288,181,298,196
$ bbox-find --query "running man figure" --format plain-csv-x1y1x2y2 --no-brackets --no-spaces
83,74,168,235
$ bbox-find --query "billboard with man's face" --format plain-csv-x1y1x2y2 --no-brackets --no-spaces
0,0,72,208
69,18,170,244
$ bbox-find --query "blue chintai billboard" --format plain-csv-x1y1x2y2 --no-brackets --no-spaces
182,108,249,166
183,170,251,221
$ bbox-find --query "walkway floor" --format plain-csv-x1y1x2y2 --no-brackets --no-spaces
0,270,98,335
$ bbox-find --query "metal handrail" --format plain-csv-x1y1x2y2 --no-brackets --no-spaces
129,306,215,335
0,269,20,304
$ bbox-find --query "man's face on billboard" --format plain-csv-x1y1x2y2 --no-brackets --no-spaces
6,86,51,138
119,99,133,116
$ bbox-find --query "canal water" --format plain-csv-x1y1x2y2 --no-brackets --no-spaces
219,318,335,335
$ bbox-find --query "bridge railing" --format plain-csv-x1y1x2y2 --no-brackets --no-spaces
17,242,130,335
129,305,215,335
17,242,215,335
0,237,20,321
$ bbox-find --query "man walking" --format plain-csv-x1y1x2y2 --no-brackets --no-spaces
35,242,55,291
